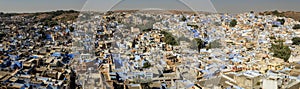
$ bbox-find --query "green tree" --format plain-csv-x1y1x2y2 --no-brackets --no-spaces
272,10,284,17
293,24,300,29
272,25,279,27
181,16,187,22
276,19,285,25
269,36,276,40
272,10,280,15
269,41,291,62
161,31,179,46
69,26,75,32
292,37,300,45
194,38,205,53
229,19,237,27
143,61,151,68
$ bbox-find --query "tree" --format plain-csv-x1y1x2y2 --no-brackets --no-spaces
272,25,279,27
69,26,75,32
272,10,284,17
269,36,276,40
293,24,300,29
142,28,152,32
229,19,237,27
181,15,187,22
277,19,285,25
142,61,151,68
269,41,291,62
194,38,205,53
161,31,179,46
292,37,300,45
272,10,280,15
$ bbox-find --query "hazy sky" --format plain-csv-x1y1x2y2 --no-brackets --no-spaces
0,0,299,13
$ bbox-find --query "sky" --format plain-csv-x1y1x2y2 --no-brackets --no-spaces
0,0,299,13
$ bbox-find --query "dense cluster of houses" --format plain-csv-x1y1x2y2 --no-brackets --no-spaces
1,10,300,89
0,14,77,88
70,10,300,89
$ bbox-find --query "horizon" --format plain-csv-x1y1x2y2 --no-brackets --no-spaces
0,0,300,13
0,9,297,14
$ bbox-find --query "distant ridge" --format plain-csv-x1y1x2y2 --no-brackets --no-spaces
0,10,79,22
107,9,212,15
259,10,300,21
2,10,300,21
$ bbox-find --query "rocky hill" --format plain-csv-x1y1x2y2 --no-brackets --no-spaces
259,10,300,21
0,10,79,23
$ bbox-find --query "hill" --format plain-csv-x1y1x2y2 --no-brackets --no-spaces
259,10,300,21
0,10,80,23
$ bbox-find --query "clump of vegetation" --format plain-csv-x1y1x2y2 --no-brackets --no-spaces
276,19,285,25
39,10,79,22
293,24,300,29
194,38,205,53
271,10,284,17
181,15,187,22
292,37,300,45
142,28,153,32
161,31,179,46
0,13,19,17
229,19,237,27
44,20,59,27
269,36,276,40
142,61,151,68
269,40,291,62
272,25,279,27
69,26,75,32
